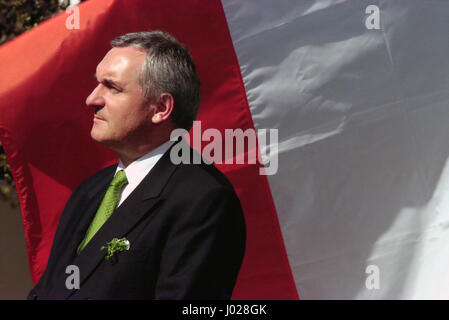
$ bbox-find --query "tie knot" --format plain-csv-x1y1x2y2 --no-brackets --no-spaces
110,170,128,189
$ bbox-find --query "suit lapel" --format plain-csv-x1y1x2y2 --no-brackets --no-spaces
59,178,113,268
54,145,179,299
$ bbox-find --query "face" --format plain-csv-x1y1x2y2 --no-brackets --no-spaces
86,47,155,150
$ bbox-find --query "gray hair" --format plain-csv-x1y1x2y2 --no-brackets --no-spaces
111,30,201,130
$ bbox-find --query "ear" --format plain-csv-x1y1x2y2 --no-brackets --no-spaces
151,93,174,124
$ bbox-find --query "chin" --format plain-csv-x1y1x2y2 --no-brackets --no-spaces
91,131,120,150
90,128,107,144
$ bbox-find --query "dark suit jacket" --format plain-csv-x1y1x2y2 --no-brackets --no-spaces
28,140,246,300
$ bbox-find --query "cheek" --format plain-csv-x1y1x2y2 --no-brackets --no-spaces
125,107,151,128
105,98,150,135
105,104,126,130
111,112,141,138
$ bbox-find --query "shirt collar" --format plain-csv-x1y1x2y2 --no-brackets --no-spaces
115,140,174,188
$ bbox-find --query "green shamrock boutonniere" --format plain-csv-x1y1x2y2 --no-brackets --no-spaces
101,237,130,261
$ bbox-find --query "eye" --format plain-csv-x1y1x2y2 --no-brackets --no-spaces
103,83,121,93
109,86,120,93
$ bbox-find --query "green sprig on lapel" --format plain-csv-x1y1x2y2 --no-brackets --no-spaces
101,237,130,260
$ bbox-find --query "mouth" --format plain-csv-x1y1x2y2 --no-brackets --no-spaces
94,115,106,121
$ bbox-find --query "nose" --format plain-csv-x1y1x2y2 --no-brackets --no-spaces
85,84,105,110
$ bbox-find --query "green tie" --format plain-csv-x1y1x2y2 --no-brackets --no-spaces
77,170,128,253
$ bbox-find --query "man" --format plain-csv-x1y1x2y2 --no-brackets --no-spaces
27,30,246,300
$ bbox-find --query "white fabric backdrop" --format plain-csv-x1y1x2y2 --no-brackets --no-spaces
223,0,449,299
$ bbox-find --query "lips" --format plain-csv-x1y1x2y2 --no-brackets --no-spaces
94,115,106,121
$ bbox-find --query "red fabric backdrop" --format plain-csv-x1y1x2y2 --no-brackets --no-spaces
0,0,298,299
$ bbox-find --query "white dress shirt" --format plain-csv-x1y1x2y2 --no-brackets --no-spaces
114,140,174,207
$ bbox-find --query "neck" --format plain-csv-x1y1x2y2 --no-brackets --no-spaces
116,140,167,168
114,125,176,168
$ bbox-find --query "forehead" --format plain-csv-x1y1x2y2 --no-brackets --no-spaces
96,47,146,79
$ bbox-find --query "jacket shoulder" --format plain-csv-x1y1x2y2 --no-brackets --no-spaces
168,162,235,195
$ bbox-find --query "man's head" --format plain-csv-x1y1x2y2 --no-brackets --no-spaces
86,30,200,161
